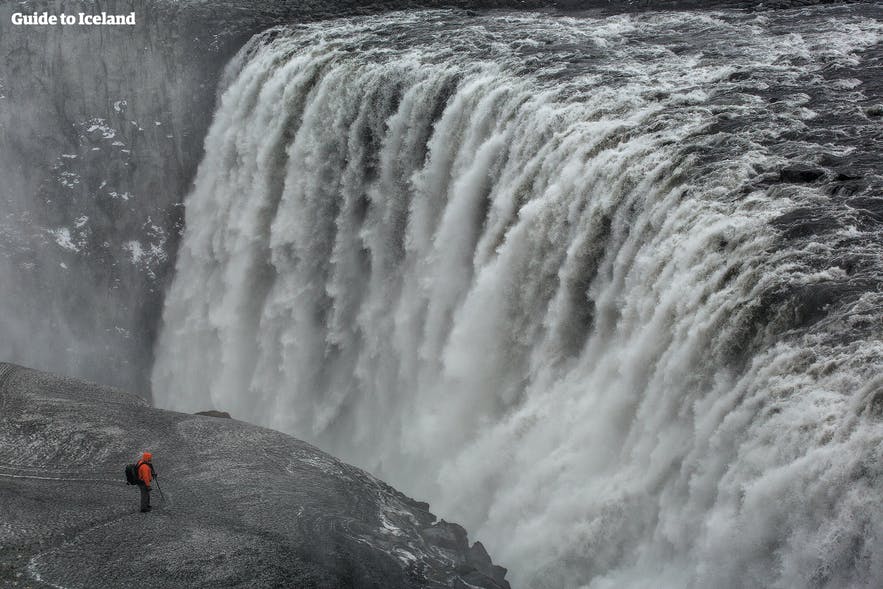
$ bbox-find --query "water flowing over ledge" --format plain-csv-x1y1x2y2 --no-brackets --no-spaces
153,9,883,588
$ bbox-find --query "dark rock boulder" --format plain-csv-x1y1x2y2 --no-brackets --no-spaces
0,362,509,589
468,542,510,587
420,523,510,589
779,164,826,183
422,520,470,553
194,410,232,418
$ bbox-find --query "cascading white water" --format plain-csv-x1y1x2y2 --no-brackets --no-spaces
153,9,883,588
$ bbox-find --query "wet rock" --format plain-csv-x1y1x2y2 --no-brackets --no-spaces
411,500,431,511
422,520,470,553
468,542,510,586
772,207,839,238
194,410,232,418
454,571,510,589
468,541,493,569
779,164,825,183
833,168,862,182
864,104,883,117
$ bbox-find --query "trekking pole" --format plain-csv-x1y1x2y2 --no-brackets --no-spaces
153,476,167,504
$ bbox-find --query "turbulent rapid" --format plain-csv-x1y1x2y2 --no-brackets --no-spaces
152,8,883,588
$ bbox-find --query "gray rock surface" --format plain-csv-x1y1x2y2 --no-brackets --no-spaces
0,362,509,588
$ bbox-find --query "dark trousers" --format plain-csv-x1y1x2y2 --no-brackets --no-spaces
139,484,151,511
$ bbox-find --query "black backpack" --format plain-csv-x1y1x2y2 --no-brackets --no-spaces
124,462,139,485
124,461,156,485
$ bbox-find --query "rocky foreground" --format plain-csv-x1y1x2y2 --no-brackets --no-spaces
0,362,509,588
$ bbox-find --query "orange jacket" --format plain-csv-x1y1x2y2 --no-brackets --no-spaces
137,452,153,488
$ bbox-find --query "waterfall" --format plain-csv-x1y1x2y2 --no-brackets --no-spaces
153,10,883,588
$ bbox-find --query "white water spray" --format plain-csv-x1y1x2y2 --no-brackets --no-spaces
154,10,883,587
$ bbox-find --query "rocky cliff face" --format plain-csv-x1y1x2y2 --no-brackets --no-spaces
0,361,510,588
0,0,244,394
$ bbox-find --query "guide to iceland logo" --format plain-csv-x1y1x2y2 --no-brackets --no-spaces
11,11,137,26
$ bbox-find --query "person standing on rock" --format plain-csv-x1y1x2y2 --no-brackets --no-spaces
136,452,156,513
